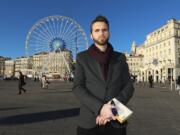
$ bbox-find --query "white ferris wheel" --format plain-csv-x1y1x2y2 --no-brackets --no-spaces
25,15,89,76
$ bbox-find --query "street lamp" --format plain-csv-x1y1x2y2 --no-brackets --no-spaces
152,58,158,83
167,59,174,91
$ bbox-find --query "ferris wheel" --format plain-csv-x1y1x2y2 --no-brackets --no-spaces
25,15,89,76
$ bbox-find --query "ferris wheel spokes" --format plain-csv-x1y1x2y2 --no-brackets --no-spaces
25,15,89,78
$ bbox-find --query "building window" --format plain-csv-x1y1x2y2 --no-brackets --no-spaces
168,49,171,54
175,24,179,28
176,39,179,43
169,31,171,36
178,48,180,54
175,30,177,36
178,57,180,64
178,30,180,37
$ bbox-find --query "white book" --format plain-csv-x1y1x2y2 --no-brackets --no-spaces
111,98,133,123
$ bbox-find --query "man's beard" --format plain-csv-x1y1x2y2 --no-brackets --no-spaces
93,37,109,46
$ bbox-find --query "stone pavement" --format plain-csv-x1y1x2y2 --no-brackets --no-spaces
129,84,180,135
0,80,180,135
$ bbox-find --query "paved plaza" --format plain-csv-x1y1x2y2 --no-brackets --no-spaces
0,80,180,135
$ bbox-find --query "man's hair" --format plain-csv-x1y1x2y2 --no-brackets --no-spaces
90,15,109,33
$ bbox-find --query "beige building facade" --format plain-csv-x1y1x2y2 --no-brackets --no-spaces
0,56,5,76
126,52,144,82
1,50,72,79
14,57,33,77
4,60,15,78
0,56,11,77
127,18,180,83
32,50,73,78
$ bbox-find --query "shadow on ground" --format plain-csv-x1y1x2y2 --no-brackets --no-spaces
0,107,28,111
0,108,79,125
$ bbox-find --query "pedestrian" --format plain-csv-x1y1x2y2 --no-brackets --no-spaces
34,76,36,82
148,74,153,88
41,75,49,89
18,71,26,95
73,15,134,135
176,76,180,90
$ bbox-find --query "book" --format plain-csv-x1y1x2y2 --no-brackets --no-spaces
111,98,133,123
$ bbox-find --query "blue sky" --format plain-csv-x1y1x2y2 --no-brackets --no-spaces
1,0,180,59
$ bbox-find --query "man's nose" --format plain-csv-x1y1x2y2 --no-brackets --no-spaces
99,30,105,35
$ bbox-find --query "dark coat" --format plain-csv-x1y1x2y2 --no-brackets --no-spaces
73,50,134,129
148,75,153,83
19,74,25,88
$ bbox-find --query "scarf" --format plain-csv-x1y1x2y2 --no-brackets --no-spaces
88,43,113,81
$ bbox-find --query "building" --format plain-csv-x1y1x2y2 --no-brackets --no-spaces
4,60,15,78
0,56,5,76
125,42,144,82
32,50,73,78
127,18,180,83
126,54,144,82
14,56,33,77
0,56,11,77
48,50,73,77
32,52,48,76
0,50,73,79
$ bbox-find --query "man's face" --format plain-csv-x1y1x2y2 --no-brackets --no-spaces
91,22,110,46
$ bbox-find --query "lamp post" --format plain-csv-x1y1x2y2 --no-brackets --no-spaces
152,58,158,83
167,60,174,91
170,68,173,91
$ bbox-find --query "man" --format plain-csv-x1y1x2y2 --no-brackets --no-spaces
148,74,153,88
41,75,49,89
73,15,134,135
176,75,180,90
18,71,26,95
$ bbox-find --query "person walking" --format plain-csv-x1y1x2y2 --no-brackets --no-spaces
148,74,154,88
176,75,180,90
73,15,134,135
18,71,26,95
41,75,49,89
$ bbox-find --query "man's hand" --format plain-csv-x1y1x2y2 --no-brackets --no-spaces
100,103,113,119
95,103,114,126
96,115,111,125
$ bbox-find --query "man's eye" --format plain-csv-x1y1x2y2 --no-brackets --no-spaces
102,29,107,32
